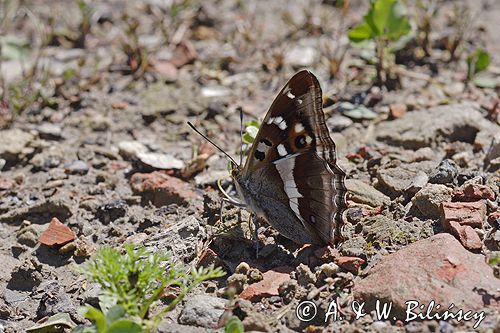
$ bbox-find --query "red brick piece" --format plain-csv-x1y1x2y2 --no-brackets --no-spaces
440,201,486,229
335,256,366,274
240,267,292,302
448,221,482,251
39,217,76,246
454,184,495,201
130,171,198,207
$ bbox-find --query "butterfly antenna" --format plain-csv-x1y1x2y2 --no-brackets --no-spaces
187,121,239,167
239,107,244,166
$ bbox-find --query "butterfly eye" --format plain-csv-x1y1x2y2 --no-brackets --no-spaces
295,135,307,149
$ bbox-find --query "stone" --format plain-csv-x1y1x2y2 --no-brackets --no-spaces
448,221,482,251
0,129,35,166
454,184,495,201
157,322,208,333
375,103,500,149
428,159,458,184
136,152,185,170
412,183,452,219
38,217,76,246
389,103,407,119
353,234,500,319
64,160,89,175
170,41,198,68
37,123,62,140
346,179,390,207
296,264,316,286
36,281,76,318
240,267,292,302
16,221,44,247
227,273,247,294
488,212,500,229
118,141,148,159
284,45,318,67
485,134,500,171
278,279,298,304
335,256,365,274
130,171,198,206
376,161,437,198
327,114,353,132
143,216,204,263
153,60,178,82
0,175,16,190
178,295,226,328
8,259,43,291
440,201,486,229
405,171,429,195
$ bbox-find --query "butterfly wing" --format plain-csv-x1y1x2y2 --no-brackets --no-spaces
241,70,347,245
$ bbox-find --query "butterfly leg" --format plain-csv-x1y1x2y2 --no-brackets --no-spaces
251,213,260,258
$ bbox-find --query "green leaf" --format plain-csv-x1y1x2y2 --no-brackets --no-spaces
105,320,142,333
348,22,374,42
242,120,260,144
473,75,496,89
26,313,77,332
0,36,31,61
82,306,107,332
368,0,396,35
105,305,126,326
225,316,245,333
467,49,491,79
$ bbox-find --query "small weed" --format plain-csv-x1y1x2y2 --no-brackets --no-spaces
73,244,225,333
466,48,494,88
348,0,411,87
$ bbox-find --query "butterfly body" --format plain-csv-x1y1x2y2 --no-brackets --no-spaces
231,70,347,246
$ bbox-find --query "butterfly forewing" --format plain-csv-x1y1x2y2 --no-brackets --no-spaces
237,70,347,245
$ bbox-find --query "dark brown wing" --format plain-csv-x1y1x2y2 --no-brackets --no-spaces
244,70,347,244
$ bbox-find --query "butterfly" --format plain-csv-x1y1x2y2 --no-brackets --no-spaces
231,70,348,246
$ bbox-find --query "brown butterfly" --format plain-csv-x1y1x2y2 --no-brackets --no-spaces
230,70,348,245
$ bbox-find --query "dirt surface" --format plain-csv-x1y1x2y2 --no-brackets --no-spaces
0,0,499,332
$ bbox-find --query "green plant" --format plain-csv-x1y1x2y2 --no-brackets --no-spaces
415,0,438,57
466,48,494,88
224,316,244,333
73,245,225,333
348,0,411,86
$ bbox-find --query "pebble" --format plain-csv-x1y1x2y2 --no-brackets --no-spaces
428,159,458,184
296,263,316,286
64,160,89,175
178,295,227,328
412,183,453,218
284,46,318,67
37,123,62,140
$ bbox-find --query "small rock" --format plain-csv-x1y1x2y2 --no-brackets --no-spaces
448,221,482,251
16,221,43,247
389,103,407,119
130,171,198,206
353,234,500,318
96,200,127,224
405,171,428,196
64,160,89,175
170,41,198,68
454,184,495,201
178,295,226,328
227,273,247,294
240,267,292,302
8,259,43,291
247,268,263,284
327,114,353,132
235,262,250,275
38,217,76,246
278,279,298,304
36,281,76,318
136,152,185,170
346,179,390,207
485,134,500,171
413,184,453,219
0,129,35,166
153,60,178,82
284,46,318,67
296,264,316,286
488,212,500,229
242,312,272,332
376,161,437,198
428,159,458,184
0,175,16,190
440,201,486,229
118,141,148,158
335,256,365,274
37,123,62,140
318,263,340,278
